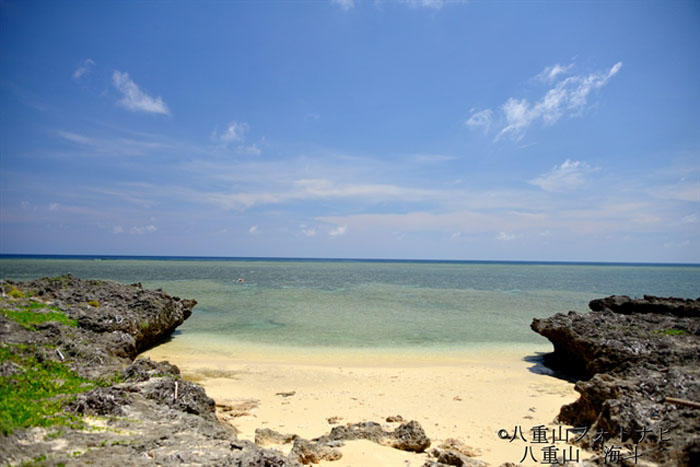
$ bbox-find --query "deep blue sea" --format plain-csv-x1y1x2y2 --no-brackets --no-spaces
1,256,698,351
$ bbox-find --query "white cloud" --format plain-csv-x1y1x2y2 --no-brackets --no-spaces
55,129,173,156
112,71,170,115
465,109,493,134
331,0,354,10
294,178,432,199
496,231,516,241
413,153,458,163
653,182,700,202
238,143,261,156
73,58,95,80
56,130,93,145
215,121,249,143
329,225,348,237
249,225,258,234
301,226,317,237
195,177,443,211
401,0,446,9
664,240,691,249
529,159,598,192
130,224,157,234
315,201,673,239
493,62,622,140
112,225,124,234
681,213,698,224
534,63,573,83
335,0,463,10
633,214,661,224
49,203,60,211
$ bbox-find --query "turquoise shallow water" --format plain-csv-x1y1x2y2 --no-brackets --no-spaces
1,257,699,350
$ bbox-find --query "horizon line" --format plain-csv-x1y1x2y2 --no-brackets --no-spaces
1,253,698,267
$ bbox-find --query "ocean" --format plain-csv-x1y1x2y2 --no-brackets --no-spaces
1,257,699,354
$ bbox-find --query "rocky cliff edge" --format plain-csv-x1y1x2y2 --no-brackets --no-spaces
531,295,700,466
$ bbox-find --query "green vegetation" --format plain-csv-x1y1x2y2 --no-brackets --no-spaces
1,302,77,330
44,428,66,440
19,454,49,467
8,285,25,298
658,328,686,336
140,321,150,330
88,300,100,308
96,371,124,387
0,344,95,435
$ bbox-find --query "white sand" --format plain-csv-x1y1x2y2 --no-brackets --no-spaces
142,342,584,466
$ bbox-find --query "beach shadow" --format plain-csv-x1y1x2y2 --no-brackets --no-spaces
147,329,181,348
524,353,579,383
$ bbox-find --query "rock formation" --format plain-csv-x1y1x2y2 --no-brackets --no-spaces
532,295,700,466
0,275,295,466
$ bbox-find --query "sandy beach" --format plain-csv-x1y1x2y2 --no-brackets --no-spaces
143,342,583,466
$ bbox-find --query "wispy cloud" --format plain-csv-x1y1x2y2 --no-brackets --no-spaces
129,224,157,235
211,121,262,155
112,71,170,115
301,225,317,237
334,0,464,11
664,240,691,249
681,213,698,224
56,130,93,145
329,224,348,237
214,121,249,143
466,62,622,141
55,129,173,156
238,143,261,156
465,109,493,134
193,177,442,211
534,63,573,83
412,153,458,164
400,0,447,9
652,182,700,202
529,159,598,192
331,0,354,10
315,197,675,240
497,62,622,140
249,225,258,234
496,231,517,241
73,58,95,80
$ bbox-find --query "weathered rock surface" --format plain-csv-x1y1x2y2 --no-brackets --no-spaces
532,295,700,466
0,276,297,466
422,438,485,467
255,427,299,445
288,437,343,464
315,419,431,452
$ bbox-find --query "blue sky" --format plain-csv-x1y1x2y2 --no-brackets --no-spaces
1,0,698,262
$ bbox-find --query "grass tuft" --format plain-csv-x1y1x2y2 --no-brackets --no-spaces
1,303,77,330
658,328,686,336
8,285,25,298
0,344,95,435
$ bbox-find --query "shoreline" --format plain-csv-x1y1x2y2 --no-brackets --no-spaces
144,335,555,366
143,341,582,466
